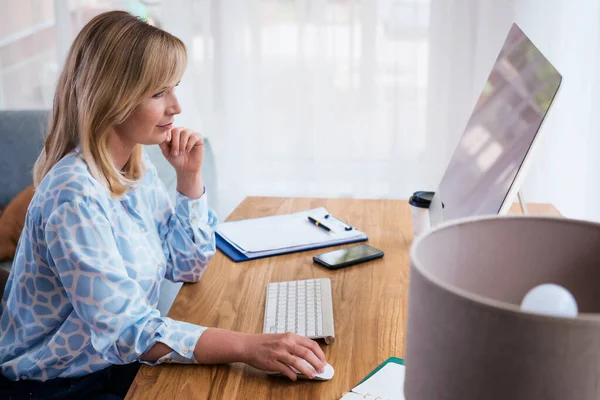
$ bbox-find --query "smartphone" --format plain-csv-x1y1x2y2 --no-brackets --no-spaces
313,244,384,270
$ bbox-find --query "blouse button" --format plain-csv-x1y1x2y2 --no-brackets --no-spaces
191,202,198,210
191,218,197,224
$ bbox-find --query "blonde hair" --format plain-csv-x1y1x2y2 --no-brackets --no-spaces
34,10,187,197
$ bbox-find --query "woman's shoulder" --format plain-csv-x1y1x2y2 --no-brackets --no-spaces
32,151,109,219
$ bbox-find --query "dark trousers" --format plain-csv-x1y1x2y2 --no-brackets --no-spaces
0,363,140,400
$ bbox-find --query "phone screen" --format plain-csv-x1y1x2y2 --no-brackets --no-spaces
316,244,382,267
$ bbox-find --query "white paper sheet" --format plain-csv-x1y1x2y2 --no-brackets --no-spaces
217,207,365,254
349,363,406,400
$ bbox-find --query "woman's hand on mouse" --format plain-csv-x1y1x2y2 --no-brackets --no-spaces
240,332,327,381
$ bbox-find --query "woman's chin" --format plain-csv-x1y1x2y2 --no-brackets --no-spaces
142,131,169,145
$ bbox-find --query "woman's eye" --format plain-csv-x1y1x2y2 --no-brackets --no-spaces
152,91,165,98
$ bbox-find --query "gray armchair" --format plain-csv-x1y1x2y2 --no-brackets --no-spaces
0,110,47,272
0,110,218,315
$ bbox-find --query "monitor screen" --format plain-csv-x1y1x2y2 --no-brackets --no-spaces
434,23,561,222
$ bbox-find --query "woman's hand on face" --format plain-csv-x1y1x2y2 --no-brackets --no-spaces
241,332,327,381
159,127,204,174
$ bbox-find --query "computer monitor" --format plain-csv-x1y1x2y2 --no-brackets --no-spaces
429,23,562,227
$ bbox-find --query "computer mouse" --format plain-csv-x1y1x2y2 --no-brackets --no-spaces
268,361,335,381
293,360,335,380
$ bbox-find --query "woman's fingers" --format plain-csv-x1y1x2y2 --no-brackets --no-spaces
297,337,326,365
275,360,298,381
280,334,326,377
185,133,203,153
177,129,192,156
169,128,180,156
293,344,324,374
281,353,315,379
159,127,202,158
170,127,191,156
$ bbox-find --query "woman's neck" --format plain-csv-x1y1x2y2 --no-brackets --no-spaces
107,131,135,170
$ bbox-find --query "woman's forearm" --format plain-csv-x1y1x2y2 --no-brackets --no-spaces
140,328,247,364
192,328,248,364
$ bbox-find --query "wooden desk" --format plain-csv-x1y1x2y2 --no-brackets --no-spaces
127,198,560,400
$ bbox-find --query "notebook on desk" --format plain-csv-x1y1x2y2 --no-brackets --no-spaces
216,207,367,262
340,357,405,400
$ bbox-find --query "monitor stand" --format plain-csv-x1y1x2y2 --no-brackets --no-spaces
517,191,529,215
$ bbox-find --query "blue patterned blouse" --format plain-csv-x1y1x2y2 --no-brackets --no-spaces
0,149,218,381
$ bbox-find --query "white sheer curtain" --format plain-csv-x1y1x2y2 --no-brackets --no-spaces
160,0,431,217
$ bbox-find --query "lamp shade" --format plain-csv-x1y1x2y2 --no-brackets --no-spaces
405,216,600,400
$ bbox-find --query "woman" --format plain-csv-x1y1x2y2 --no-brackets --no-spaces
0,11,326,399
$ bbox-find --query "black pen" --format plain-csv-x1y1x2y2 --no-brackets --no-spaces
308,216,334,233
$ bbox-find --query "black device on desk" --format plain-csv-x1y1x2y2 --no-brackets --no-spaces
314,244,384,269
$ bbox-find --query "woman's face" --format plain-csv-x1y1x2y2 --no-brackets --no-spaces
114,84,181,146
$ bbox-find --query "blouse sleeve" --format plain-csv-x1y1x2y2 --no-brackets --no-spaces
45,200,206,365
149,163,218,283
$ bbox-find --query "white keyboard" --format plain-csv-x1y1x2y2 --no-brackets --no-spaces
263,278,335,344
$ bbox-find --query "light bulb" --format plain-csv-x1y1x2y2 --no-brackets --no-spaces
520,284,578,318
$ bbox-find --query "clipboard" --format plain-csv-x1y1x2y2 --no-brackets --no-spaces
216,207,368,262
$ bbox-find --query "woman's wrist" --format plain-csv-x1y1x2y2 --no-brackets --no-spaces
176,170,204,199
140,342,173,362
237,333,253,364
